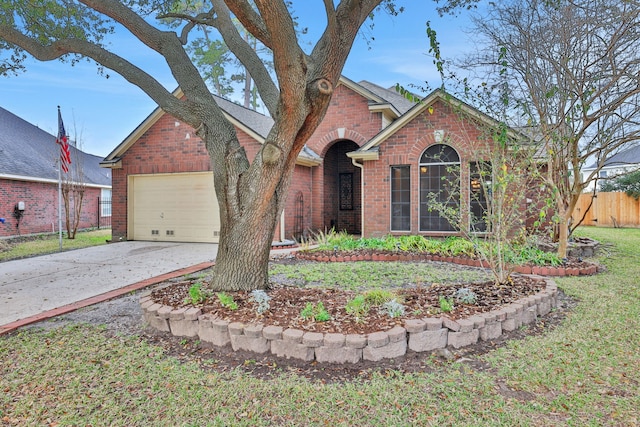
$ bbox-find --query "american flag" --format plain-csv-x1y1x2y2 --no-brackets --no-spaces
56,106,72,173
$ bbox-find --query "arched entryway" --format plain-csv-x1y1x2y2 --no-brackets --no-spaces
323,140,361,234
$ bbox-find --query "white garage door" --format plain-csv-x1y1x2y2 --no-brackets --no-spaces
129,172,220,243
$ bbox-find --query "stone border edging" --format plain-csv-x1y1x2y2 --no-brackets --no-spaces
295,252,598,277
141,277,558,364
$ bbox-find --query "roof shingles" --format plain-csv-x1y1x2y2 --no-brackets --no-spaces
0,106,111,186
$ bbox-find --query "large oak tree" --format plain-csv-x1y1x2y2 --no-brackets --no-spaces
0,0,415,291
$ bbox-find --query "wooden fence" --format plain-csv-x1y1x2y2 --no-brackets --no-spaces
573,192,640,227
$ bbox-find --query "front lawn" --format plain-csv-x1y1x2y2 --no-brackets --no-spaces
1,227,638,426
0,229,111,262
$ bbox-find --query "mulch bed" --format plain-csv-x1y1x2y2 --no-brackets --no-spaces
151,272,545,335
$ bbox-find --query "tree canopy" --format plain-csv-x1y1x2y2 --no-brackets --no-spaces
0,0,483,290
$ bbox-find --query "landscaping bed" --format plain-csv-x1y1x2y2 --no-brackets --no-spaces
144,255,566,364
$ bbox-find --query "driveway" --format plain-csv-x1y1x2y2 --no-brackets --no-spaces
0,241,218,329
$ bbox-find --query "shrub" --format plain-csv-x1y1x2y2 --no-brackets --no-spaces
345,295,370,321
439,296,454,313
382,299,405,318
250,290,271,314
216,292,238,310
455,288,477,305
300,302,331,322
363,289,397,306
184,283,209,305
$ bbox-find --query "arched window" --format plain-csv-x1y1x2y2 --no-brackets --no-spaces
419,144,460,231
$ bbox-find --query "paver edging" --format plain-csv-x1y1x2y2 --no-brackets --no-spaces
142,277,560,364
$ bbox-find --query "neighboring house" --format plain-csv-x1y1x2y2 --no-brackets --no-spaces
0,106,112,238
582,144,640,192
101,77,531,243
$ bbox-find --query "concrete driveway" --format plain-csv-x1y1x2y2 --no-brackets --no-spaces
0,241,218,330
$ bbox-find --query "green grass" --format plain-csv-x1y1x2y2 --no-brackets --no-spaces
0,229,111,262
269,261,490,290
1,227,639,426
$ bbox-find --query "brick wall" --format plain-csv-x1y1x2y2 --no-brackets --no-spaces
305,83,384,233
111,85,541,242
111,113,266,241
0,178,103,238
361,100,493,237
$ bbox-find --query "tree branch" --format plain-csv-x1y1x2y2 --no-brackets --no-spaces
223,0,271,48
211,0,279,116
0,24,198,120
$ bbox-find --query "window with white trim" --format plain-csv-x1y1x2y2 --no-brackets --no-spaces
419,144,460,232
390,166,411,231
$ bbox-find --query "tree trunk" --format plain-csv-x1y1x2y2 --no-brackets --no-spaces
202,102,308,291
557,206,569,259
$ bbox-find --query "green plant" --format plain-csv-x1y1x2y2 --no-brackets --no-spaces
382,299,405,318
345,295,370,321
439,296,454,313
184,283,210,305
363,289,397,306
300,302,331,322
250,290,271,314
216,292,238,310
454,288,477,305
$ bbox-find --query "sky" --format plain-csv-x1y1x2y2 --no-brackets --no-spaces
0,2,478,158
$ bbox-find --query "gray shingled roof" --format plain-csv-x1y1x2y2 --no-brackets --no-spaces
213,95,274,139
213,96,321,161
586,144,640,169
0,106,111,186
357,80,417,115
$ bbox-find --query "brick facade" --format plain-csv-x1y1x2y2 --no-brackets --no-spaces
358,100,492,237
110,82,527,242
0,178,105,238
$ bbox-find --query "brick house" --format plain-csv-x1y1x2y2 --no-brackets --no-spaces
0,106,112,238
102,77,524,243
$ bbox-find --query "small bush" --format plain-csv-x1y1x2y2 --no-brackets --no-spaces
455,288,477,305
439,296,454,313
184,283,209,305
216,292,238,310
345,295,370,321
363,289,397,306
250,290,271,314
300,302,331,322
382,299,405,318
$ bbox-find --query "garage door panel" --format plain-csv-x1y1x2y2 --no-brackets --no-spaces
130,173,220,243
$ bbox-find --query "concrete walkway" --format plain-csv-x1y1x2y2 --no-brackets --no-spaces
0,241,218,333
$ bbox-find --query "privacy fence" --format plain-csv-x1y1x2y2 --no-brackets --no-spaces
573,192,640,228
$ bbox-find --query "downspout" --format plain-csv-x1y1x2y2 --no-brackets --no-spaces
352,158,364,236
280,209,285,242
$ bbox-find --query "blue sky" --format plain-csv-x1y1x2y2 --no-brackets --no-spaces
0,3,476,157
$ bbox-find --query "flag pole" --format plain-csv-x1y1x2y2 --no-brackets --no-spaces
57,105,63,251
58,148,63,251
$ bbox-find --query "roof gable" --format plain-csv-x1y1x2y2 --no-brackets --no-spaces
102,88,320,168
348,89,528,160
0,106,111,186
337,76,417,119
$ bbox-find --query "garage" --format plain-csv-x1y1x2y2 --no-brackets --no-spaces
128,172,220,243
